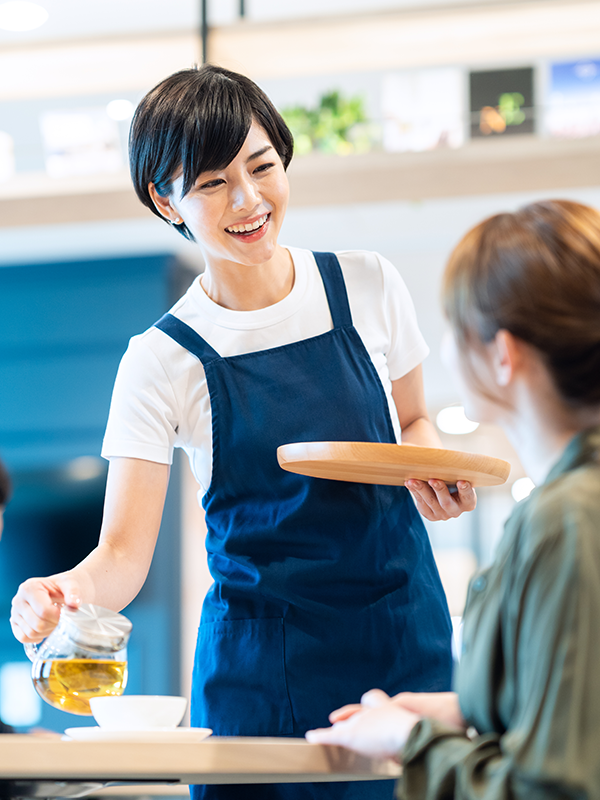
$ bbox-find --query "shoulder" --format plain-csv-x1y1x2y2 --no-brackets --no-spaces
335,249,395,278
333,250,411,301
288,247,402,284
111,328,180,408
527,462,600,538
117,281,204,382
509,462,600,574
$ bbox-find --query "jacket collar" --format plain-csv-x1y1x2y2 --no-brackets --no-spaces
544,425,600,486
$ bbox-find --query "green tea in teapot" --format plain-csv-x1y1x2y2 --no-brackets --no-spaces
32,658,128,715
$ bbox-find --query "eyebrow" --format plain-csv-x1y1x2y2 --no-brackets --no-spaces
246,145,273,163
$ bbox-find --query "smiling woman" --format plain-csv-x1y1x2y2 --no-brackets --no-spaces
9,64,476,800
129,67,293,244
148,122,293,310
130,67,294,310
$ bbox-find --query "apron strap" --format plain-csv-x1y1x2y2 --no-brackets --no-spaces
156,252,352,357
312,251,353,329
154,313,221,365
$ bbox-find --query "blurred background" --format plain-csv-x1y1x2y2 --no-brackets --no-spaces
1,0,599,731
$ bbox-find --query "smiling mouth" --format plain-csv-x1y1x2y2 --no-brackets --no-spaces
225,213,270,236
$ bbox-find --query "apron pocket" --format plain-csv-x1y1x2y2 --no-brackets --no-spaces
192,617,294,736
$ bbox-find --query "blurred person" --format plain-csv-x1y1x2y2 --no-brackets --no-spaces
0,455,15,734
0,455,10,539
10,65,476,799
307,199,600,800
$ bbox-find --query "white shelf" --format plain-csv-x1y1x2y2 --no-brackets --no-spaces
2,134,599,230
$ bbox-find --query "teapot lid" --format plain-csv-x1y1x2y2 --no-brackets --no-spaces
61,603,132,651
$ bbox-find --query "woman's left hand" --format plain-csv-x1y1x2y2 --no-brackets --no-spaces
329,690,464,730
405,479,476,521
305,689,419,760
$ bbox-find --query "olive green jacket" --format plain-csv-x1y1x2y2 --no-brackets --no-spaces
399,426,600,800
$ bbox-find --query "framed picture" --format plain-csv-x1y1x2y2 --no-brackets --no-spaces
382,67,465,152
546,59,600,139
469,67,534,138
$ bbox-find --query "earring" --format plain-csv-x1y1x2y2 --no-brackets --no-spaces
171,217,182,225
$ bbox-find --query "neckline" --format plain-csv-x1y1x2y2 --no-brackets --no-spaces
191,247,309,331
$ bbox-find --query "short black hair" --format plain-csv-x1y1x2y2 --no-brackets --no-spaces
129,65,294,241
0,457,11,506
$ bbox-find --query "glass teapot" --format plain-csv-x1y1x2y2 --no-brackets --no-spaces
24,603,132,716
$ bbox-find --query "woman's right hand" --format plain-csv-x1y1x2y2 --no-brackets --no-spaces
10,574,82,643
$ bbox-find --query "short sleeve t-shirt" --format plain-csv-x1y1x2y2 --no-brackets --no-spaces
102,248,429,493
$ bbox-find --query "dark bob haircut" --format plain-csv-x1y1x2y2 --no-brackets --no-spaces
129,65,294,241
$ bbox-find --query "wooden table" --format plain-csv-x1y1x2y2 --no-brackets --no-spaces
0,734,401,798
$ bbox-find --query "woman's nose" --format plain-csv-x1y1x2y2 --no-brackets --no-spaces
230,177,260,212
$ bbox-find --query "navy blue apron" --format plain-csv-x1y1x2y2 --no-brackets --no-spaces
155,252,452,800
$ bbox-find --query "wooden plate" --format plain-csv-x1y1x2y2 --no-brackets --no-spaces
277,441,511,487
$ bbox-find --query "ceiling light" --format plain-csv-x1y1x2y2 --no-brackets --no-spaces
511,477,535,503
106,99,135,122
436,406,479,435
65,456,105,482
0,1,48,31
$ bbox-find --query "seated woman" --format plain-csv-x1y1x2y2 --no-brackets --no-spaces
307,198,600,800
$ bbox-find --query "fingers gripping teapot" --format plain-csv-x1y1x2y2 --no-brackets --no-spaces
25,603,132,716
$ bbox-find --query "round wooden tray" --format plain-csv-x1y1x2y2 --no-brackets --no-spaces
277,441,511,487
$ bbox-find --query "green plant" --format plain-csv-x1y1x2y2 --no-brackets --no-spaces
281,90,375,156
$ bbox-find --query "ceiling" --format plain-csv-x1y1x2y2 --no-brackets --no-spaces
0,0,551,47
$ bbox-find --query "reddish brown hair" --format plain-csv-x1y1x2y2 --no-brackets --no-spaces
442,199,600,407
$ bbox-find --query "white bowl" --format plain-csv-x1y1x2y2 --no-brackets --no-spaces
90,695,187,730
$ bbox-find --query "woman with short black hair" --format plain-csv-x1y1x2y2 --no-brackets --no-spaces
130,66,294,243
10,65,475,800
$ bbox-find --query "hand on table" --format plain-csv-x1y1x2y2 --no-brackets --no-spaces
405,479,476,521
10,574,81,644
328,690,465,730
305,689,420,761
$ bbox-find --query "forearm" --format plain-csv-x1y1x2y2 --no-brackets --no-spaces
10,458,169,643
75,456,169,609
65,538,153,612
401,416,442,448
70,459,169,611
391,368,442,449
399,720,503,800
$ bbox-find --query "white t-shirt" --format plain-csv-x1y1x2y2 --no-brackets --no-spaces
102,247,429,493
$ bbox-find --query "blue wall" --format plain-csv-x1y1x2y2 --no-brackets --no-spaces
0,255,172,470
0,254,184,731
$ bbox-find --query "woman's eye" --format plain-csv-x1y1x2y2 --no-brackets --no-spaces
199,179,224,190
254,162,274,174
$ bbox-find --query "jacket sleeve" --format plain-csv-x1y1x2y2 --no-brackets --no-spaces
397,496,600,800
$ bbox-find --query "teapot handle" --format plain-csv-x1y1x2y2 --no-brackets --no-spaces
24,642,40,662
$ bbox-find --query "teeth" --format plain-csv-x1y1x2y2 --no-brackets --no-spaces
227,214,268,234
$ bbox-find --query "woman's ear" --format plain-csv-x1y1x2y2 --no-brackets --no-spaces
148,183,182,224
492,329,522,387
